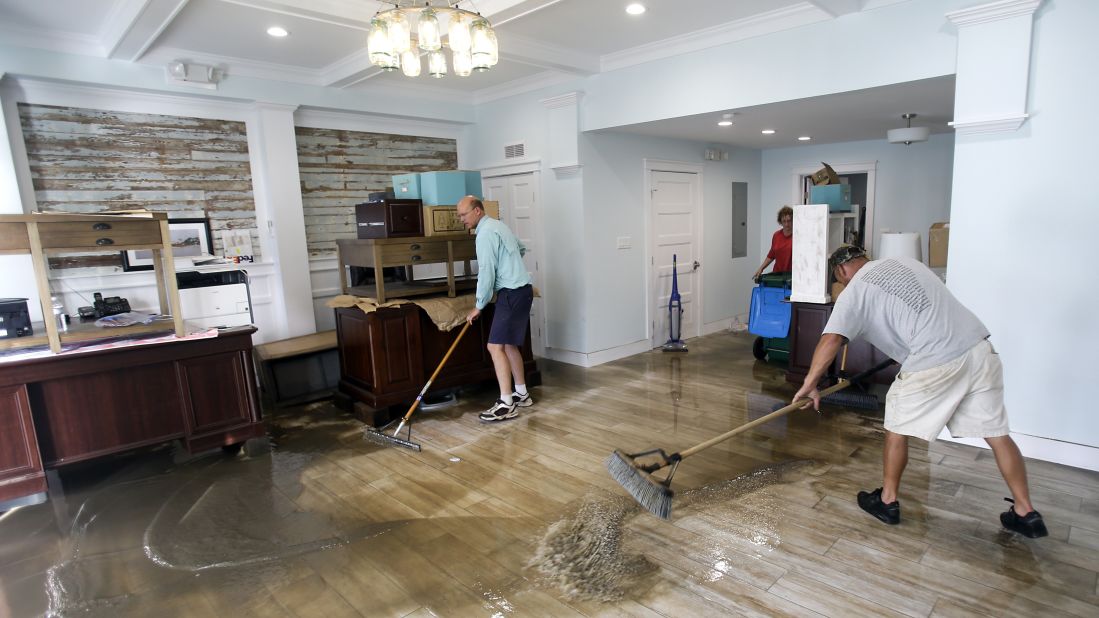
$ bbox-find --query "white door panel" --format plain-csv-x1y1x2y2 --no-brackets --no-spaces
651,170,701,349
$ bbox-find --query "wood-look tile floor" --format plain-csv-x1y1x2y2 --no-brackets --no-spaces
2,331,1097,617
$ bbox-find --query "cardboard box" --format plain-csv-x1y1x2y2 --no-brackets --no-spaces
424,200,501,236
420,170,483,205
831,282,846,300
392,173,420,198
810,163,840,186
809,184,852,212
929,222,949,267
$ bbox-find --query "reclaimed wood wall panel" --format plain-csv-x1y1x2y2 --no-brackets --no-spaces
295,127,457,257
18,104,260,268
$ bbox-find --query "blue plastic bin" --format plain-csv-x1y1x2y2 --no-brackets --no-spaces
809,184,852,212
392,173,421,199
420,170,482,205
748,285,791,338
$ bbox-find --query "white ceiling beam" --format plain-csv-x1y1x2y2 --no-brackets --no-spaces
496,33,600,75
103,0,191,61
806,0,865,18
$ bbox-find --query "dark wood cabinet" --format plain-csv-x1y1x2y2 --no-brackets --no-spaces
336,304,539,416
355,199,424,238
0,327,264,506
786,302,899,386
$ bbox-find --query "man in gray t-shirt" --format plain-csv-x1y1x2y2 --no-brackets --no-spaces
792,245,1047,538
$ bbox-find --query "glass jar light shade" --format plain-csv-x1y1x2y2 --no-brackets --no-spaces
387,12,411,53
448,14,471,52
487,27,499,67
470,18,493,71
452,50,472,77
417,8,442,51
368,18,396,68
400,50,421,77
427,50,447,78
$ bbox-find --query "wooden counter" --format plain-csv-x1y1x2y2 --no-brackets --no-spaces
0,327,264,506
336,235,478,303
335,303,539,422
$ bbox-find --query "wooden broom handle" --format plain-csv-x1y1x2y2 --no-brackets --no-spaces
396,320,471,423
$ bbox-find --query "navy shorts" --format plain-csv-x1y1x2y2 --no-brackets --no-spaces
488,284,533,346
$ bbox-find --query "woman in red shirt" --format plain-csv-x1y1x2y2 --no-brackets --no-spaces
753,206,793,282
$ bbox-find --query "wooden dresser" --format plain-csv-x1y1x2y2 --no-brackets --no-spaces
785,302,899,385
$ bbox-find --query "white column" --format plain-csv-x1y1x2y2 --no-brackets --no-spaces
245,102,316,340
0,74,41,320
790,203,830,304
541,91,583,178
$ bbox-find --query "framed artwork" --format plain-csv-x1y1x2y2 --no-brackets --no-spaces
122,217,213,271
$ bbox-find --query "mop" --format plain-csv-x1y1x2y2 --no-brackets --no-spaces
364,321,471,452
605,356,896,519
661,254,687,352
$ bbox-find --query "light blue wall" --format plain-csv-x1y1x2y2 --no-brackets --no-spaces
580,131,761,352
949,0,1099,447
760,133,955,265
584,0,969,132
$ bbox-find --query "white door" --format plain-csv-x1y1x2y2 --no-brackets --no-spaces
650,170,701,349
484,172,545,357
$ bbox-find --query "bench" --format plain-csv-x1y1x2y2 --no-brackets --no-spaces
253,330,339,406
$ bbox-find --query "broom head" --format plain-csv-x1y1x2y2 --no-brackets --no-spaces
364,425,422,452
605,449,675,519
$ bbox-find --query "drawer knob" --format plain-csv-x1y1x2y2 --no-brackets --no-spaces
95,238,114,246
409,244,421,250
92,223,112,231
410,255,422,261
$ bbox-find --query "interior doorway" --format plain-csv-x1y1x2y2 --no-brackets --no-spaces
646,162,703,349
792,161,878,255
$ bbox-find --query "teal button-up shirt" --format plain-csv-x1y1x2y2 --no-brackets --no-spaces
474,216,531,310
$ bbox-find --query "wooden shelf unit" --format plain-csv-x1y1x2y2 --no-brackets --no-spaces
0,212,185,353
336,234,477,303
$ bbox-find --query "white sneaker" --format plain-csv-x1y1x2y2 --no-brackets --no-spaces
479,398,518,422
512,391,533,407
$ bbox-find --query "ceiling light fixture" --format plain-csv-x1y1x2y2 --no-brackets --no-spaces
626,3,647,15
266,26,289,37
761,129,775,135
887,113,930,145
798,136,811,141
368,1,498,79
717,113,733,127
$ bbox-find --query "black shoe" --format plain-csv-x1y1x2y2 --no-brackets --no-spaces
857,488,900,525
1000,498,1048,538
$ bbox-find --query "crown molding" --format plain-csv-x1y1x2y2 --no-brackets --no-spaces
0,24,104,57
472,70,577,104
948,114,1028,134
946,0,1042,27
551,164,582,178
541,91,583,109
600,2,830,73
294,107,467,139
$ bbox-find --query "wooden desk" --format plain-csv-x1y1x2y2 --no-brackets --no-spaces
0,327,264,506
336,235,478,303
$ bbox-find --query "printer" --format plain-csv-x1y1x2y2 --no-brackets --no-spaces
176,270,253,329
0,298,33,338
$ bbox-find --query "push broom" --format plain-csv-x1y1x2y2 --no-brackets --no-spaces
605,356,895,519
364,320,471,452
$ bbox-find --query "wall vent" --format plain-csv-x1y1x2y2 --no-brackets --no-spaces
504,142,525,159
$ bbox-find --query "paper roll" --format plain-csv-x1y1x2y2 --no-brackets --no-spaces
878,232,922,262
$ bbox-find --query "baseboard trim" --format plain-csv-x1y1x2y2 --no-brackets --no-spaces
543,339,652,367
938,430,1099,472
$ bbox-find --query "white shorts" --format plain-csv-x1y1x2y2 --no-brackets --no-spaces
884,339,1009,442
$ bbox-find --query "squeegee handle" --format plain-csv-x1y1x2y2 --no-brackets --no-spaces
677,357,895,460
396,321,472,424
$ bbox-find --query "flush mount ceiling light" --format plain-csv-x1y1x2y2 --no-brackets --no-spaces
717,113,733,127
266,26,289,37
368,1,498,79
626,3,647,15
887,113,930,145
761,129,775,135
798,136,811,141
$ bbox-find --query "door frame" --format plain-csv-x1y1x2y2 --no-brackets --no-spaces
791,160,878,255
480,160,546,357
644,158,705,346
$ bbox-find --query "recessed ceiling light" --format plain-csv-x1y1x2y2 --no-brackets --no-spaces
718,112,733,127
626,4,646,15
267,26,289,37
761,129,776,135
798,136,811,141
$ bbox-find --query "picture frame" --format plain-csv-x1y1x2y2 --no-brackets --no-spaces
122,217,213,271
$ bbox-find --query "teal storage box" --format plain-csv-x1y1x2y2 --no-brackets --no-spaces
809,184,852,212
420,170,482,205
392,173,421,199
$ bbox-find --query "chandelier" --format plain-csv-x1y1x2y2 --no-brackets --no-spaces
367,1,499,78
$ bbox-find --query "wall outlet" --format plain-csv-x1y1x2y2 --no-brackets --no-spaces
616,236,631,249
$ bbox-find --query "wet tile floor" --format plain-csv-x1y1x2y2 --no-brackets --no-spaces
1,332,1097,617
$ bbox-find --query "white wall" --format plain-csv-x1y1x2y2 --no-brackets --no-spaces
949,0,1099,449
581,132,761,353
760,133,955,265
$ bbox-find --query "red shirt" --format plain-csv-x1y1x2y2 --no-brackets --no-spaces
768,229,793,273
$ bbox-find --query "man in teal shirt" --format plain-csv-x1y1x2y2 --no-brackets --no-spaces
457,196,535,422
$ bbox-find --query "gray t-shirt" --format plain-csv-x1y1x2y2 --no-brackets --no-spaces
823,257,990,372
